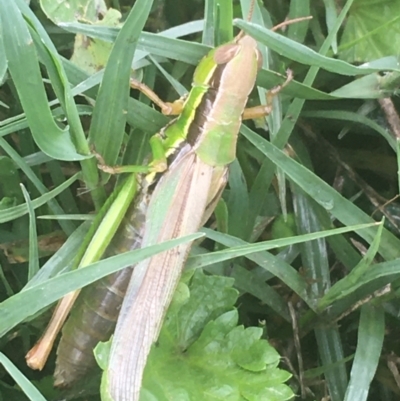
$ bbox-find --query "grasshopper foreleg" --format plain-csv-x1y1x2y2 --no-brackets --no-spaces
130,78,185,116
91,133,168,176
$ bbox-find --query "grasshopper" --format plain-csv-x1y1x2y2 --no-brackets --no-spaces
26,0,293,398
103,7,293,401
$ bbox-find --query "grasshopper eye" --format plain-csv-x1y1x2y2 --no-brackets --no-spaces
213,44,239,64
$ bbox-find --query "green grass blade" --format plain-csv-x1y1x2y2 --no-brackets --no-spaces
319,221,383,310
20,184,39,281
241,125,400,261
89,0,154,167
193,223,377,309
0,233,203,338
215,0,233,45
0,353,47,401
293,187,347,400
0,1,83,161
203,0,215,46
234,20,399,75
314,326,348,401
25,222,89,289
344,305,385,401
0,172,79,225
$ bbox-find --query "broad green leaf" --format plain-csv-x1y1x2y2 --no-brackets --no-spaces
71,9,123,74
339,0,400,62
40,0,107,24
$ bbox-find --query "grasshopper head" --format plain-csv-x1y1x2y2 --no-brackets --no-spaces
212,34,262,99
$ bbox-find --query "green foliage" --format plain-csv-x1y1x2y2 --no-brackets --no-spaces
0,0,400,401
340,0,400,62
96,270,294,401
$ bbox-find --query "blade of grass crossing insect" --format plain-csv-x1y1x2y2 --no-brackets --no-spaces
79,175,138,267
292,188,347,400
89,0,154,168
0,234,203,338
25,175,140,372
241,125,400,261
0,353,47,401
20,184,39,281
343,306,385,401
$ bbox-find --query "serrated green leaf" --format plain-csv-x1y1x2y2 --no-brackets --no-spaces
134,270,294,401
231,326,280,371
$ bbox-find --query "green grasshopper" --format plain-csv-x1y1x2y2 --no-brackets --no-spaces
27,0,293,398
102,7,293,401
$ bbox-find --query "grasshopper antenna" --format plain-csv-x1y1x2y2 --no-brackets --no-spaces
271,16,313,32
236,0,256,40
246,0,255,22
